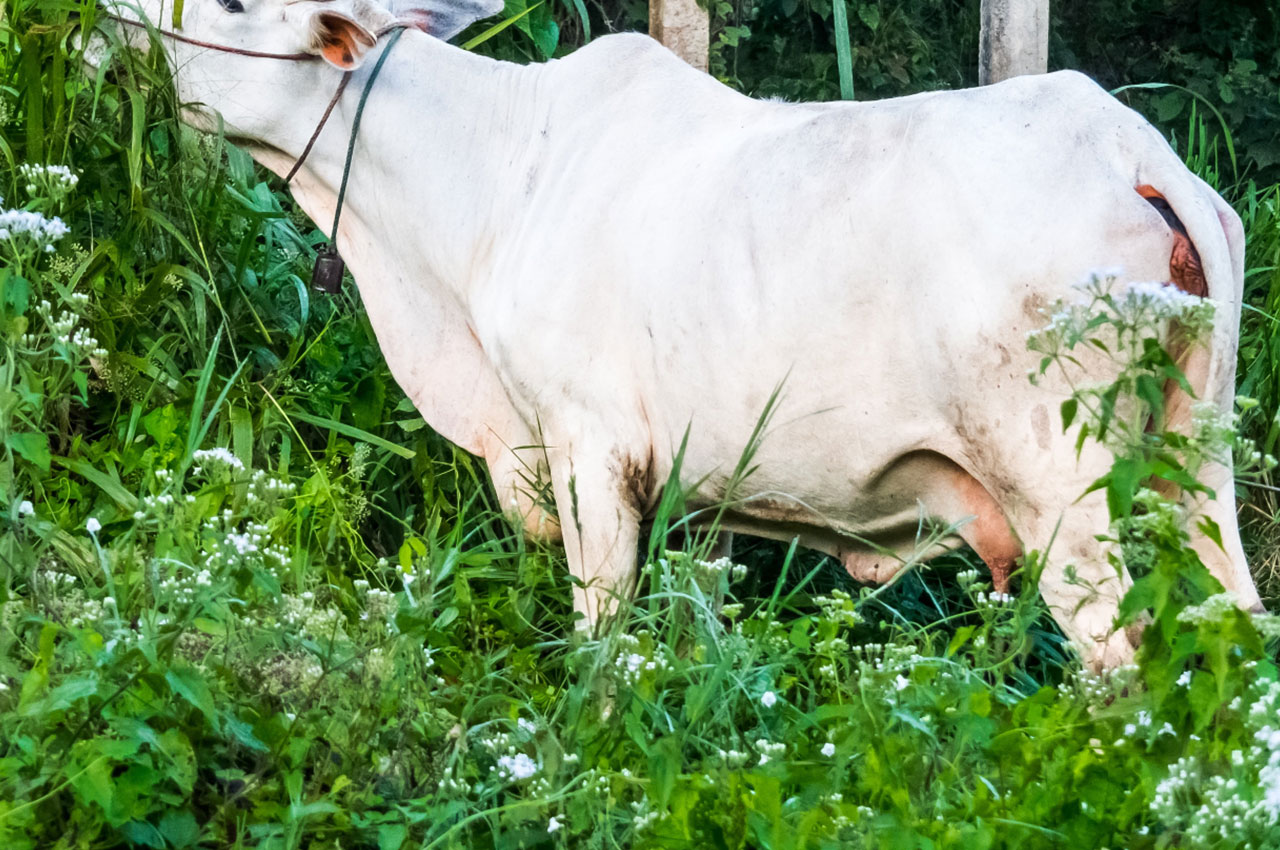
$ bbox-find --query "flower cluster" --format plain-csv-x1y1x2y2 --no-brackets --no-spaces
255,651,325,697
754,738,786,765
611,631,669,687
157,567,214,607
972,590,1015,608
814,589,861,628
200,514,290,573
278,592,347,644
22,295,105,359
192,447,245,476
18,163,79,201
245,469,296,508
630,799,663,831
354,581,399,634
1176,592,1240,625
692,554,748,583
1056,663,1142,706
0,205,70,255
715,747,751,768
1151,675,1280,845
1028,272,1216,361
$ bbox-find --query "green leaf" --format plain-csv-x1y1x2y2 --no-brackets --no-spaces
1156,91,1184,122
70,756,115,815
1189,670,1219,730
1197,516,1225,552
290,800,340,819
379,823,408,850
193,617,226,636
159,810,199,848
165,666,217,723
1060,398,1078,431
1103,457,1144,520
946,625,975,657
6,432,50,472
121,821,165,849
648,736,681,807
20,673,98,716
857,2,880,31
223,713,269,752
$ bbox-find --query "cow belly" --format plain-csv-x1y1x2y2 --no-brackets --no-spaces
698,448,1021,589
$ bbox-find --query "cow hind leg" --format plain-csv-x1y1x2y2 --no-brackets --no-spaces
914,451,1137,669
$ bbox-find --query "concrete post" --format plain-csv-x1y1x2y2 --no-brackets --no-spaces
979,0,1049,85
651,0,709,73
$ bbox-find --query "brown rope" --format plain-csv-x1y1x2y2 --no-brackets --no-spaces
95,12,407,182
283,72,352,183
101,12,318,60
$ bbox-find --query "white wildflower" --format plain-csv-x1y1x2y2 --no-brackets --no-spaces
494,753,539,782
1177,592,1239,625
85,517,101,534
761,691,778,708
821,742,836,758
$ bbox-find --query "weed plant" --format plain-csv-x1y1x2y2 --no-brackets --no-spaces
3,1,1280,848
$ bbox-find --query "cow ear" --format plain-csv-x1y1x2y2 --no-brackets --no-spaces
309,10,378,69
390,0,503,42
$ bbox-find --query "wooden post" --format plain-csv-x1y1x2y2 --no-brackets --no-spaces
651,0,709,72
979,0,1049,85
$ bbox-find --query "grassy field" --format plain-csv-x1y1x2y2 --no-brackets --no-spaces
4,2,1280,848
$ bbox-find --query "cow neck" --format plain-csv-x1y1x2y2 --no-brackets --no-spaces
258,32,544,302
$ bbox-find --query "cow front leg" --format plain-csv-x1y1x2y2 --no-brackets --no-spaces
549,448,643,633
1186,459,1263,612
1012,493,1138,671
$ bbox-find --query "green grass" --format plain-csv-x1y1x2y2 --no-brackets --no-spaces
3,1,1280,848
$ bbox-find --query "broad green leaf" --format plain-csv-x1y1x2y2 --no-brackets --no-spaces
379,823,408,850
166,666,217,723
70,756,114,814
1060,398,1078,431
159,810,200,849
120,821,165,849
6,432,50,472
1197,516,1225,551
857,2,880,31
223,713,269,752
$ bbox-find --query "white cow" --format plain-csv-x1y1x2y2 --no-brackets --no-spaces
98,0,1262,669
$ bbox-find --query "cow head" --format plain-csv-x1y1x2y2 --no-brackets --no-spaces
88,0,501,139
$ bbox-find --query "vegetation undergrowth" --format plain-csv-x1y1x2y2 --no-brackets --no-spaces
3,0,1280,848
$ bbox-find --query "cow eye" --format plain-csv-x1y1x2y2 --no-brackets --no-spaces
218,0,245,12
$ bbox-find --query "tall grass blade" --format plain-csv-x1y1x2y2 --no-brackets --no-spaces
1112,82,1238,182
831,0,855,100
287,411,417,460
461,3,544,51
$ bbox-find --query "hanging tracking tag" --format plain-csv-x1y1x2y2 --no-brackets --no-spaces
311,245,345,294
